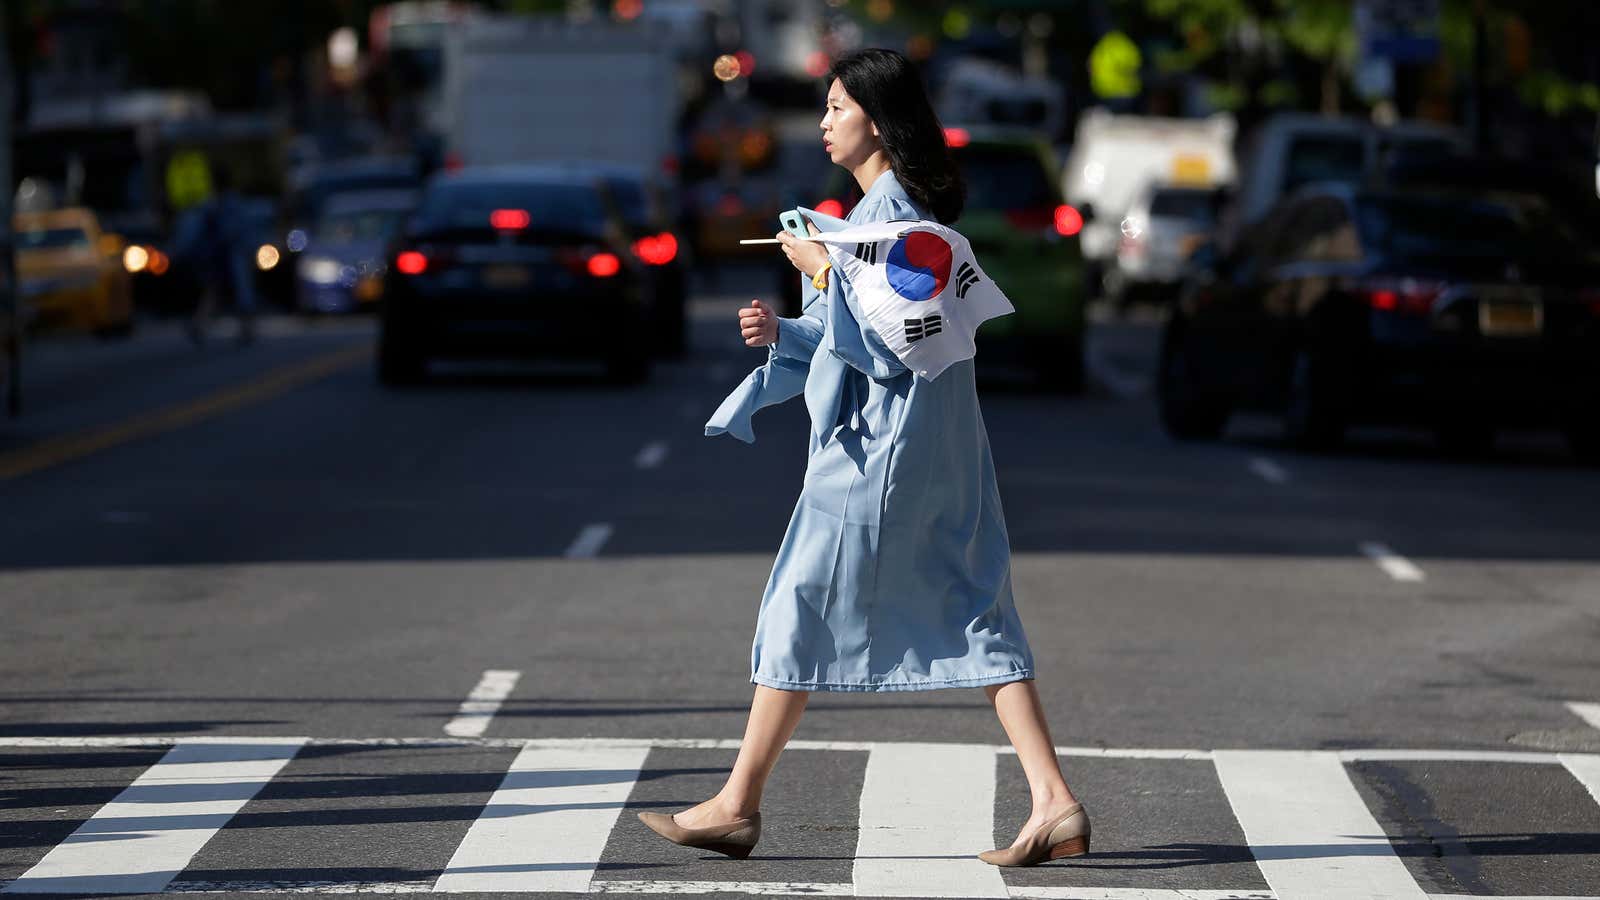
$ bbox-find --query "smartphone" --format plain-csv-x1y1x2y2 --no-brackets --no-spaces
778,209,811,239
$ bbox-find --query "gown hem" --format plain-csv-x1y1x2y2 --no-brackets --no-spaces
750,669,1033,693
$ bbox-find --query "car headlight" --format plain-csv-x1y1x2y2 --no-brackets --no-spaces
297,256,343,285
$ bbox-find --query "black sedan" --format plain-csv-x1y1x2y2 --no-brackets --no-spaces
1158,183,1600,461
377,166,652,385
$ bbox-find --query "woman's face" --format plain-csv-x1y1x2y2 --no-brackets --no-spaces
820,79,879,168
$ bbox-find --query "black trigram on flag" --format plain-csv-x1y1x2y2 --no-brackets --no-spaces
904,314,943,343
854,241,879,264
954,261,981,299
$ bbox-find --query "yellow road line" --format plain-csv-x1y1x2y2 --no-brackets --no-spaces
0,343,373,481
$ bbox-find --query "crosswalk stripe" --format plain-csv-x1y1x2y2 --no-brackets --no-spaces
1212,750,1424,900
433,743,650,892
4,736,1598,897
853,742,1008,899
2,740,304,895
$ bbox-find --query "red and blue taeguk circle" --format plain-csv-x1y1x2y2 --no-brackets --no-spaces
885,232,953,302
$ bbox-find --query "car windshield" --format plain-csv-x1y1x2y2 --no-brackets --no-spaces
957,145,1056,211
1357,193,1588,261
1284,135,1364,191
18,226,90,250
303,172,417,218
1148,190,1217,222
316,208,407,243
414,181,608,236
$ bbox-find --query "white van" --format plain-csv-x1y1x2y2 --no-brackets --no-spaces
1061,110,1236,278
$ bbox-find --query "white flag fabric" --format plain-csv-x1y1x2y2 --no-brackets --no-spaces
810,219,1013,381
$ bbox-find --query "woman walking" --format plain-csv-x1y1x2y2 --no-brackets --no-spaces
639,48,1089,867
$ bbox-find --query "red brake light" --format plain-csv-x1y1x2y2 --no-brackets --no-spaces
1360,280,1441,316
944,127,970,148
395,250,428,275
633,232,678,266
1055,204,1084,237
815,198,844,218
490,209,530,230
587,252,621,277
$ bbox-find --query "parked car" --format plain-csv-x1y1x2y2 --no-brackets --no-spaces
0,237,19,416
805,127,1089,390
296,190,417,314
1106,183,1227,309
13,207,133,336
377,165,651,385
1158,183,1600,461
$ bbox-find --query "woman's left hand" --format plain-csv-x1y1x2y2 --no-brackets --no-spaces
777,220,830,279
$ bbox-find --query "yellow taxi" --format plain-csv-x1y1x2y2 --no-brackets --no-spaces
14,207,134,335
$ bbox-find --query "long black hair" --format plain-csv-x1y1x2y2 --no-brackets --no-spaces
828,48,965,224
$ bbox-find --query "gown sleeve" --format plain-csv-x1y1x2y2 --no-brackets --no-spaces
770,277,826,364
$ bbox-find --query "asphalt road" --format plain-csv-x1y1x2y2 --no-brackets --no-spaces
1,268,1597,899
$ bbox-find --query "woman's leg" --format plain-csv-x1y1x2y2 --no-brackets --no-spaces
985,679,1080,844
674,685,809,826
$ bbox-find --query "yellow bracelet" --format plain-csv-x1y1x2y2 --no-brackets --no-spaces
811,262,832,290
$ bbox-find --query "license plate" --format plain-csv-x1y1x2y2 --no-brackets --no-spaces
1479,300,1541,336
481,265,531,289
1171,154,1210,184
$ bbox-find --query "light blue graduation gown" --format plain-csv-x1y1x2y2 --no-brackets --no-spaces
705,171,1035,691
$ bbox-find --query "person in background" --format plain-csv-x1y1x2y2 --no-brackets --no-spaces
179,168,257,347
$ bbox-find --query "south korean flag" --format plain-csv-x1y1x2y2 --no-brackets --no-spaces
811,220,1013,381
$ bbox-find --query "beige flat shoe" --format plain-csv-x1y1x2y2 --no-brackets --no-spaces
978,802,1090,866
637,809,762,859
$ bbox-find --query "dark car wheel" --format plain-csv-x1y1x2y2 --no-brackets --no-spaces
1563,421,1600,466
377,329,426,386
1433,416,1496,458
1157,325,1229,440
1282,350,1347,450
1032,334,1086,394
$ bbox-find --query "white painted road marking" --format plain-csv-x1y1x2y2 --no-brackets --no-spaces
1560,753,1600,810
1249,457,1289,485
1566,701,1600,732
853,742,1008,899
443,669,521,738
634,440,669,469
1359,541,1425,582
565,523,614,558
2,740,304,895
1213,749,1425,900
3,736,1600,898
433,743,649,892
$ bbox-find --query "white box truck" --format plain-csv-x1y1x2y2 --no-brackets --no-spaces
441,14,680,175
1061,111,1236,289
